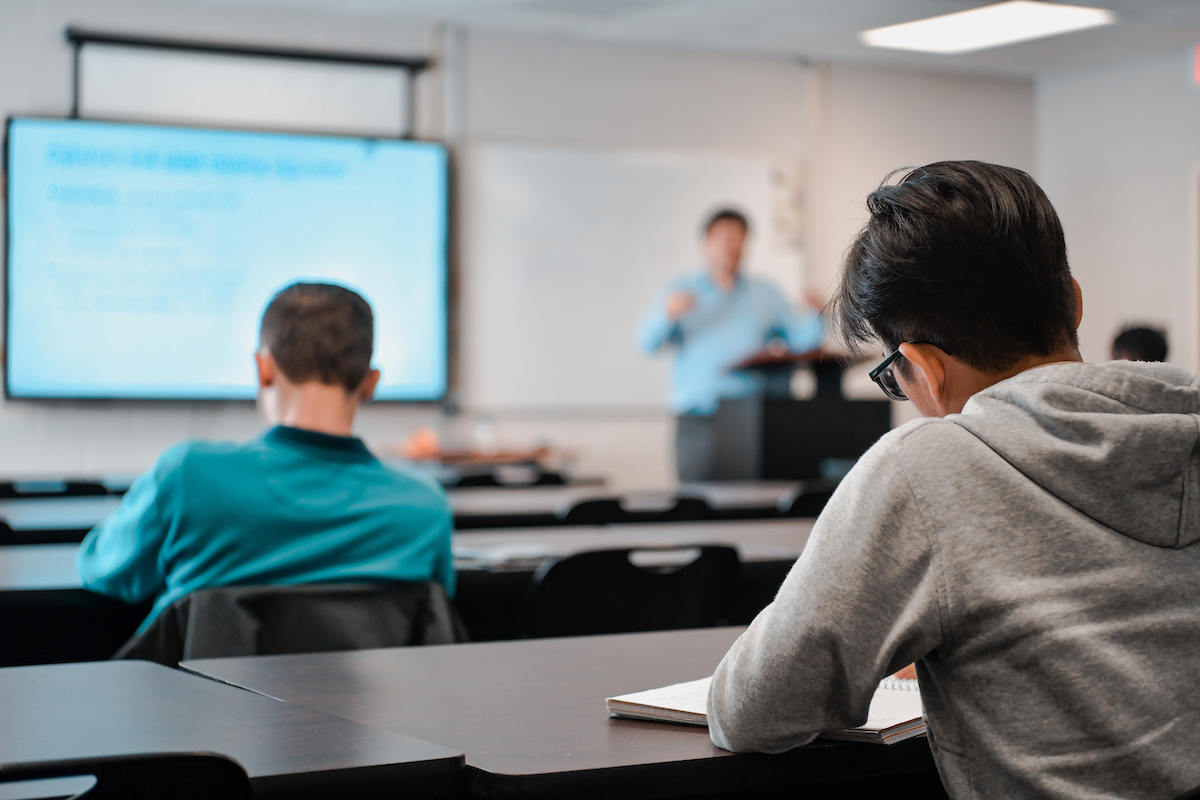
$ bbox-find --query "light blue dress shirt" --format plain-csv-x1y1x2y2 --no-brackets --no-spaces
77,425,455,633
637,272,823,415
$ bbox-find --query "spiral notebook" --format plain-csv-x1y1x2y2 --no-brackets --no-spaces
605,676,924,745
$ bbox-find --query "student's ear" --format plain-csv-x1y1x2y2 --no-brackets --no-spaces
255,350,276,389
1072,278,1084,329
898,342,950,414
356,369,381,402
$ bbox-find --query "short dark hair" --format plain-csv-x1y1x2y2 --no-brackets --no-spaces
704,208,750,235
259,282,374,392
1112,326,1168,362
833,161,1078,374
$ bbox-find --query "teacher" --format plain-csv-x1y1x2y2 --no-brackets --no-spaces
637,208,823,482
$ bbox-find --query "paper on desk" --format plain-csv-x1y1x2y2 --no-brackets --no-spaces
606,676,924,743
606,677,710,726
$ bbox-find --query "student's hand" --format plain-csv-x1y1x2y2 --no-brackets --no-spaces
666,291,696,321
400,427,441,460
891,663,918,681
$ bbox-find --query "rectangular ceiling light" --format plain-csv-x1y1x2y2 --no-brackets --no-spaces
859,1,1116,55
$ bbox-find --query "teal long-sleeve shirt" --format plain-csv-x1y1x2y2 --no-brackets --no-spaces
77,425,455,633
637,272,824,415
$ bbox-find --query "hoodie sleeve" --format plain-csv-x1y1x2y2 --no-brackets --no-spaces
707,435,947,753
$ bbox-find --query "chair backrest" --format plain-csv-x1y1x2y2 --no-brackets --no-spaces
778,478,840,517
556,496,713,526
519,545,739,638
655,496,710,522
0,753,252,800
556,497,626,525
114,581,467,666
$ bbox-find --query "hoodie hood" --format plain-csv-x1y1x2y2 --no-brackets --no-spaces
952,361,1200,549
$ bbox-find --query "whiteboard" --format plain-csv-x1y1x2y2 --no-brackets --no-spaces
460,142,804,410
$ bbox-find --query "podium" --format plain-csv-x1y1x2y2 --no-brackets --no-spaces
710,350,892,481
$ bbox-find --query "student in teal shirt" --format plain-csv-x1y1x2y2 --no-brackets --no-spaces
77,283,454,633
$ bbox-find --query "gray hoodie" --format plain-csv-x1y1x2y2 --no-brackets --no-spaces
708,361,1200,799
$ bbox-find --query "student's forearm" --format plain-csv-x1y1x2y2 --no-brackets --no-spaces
76,467,171,603
708,605,835,753
77,527,163,603
708,440,945,753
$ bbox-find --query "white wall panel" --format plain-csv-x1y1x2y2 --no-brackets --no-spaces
461,142,802,410
1037,50,1198,371
80,44,408,136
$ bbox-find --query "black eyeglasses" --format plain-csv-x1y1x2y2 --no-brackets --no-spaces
869,341,950,401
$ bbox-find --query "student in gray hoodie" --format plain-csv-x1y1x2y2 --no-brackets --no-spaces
707,160,1200,800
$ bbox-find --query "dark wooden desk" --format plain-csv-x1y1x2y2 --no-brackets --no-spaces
678,481,802,512
0,483,816,543
449,483,810,528
0,659,463,799
452,520,810,640
0,496,123,544
452,519,812,566
0,544,148,665
0,520,812,663
184,628,942,800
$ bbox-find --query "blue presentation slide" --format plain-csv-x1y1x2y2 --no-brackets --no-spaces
6,118,448,400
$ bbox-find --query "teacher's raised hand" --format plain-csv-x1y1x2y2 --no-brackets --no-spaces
666,290,697,321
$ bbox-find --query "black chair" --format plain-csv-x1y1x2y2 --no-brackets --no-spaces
778,477,840,517
114,581,467,666
0,753,252,800
556,496,712,525
519,545,739,638
556,496,626,524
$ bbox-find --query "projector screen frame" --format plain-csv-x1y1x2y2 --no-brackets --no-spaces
2,114,453,405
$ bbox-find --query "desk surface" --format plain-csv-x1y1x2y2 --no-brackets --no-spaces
447,482,801,517
0,483,806,538
453,519,814,568
0,496,122,532
0,519,814,596
184,628,935,799
0,659,463,798
0,543,82,591
677,481,801,510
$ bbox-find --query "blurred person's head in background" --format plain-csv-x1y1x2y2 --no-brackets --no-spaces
1111,326,1168,363
703,208,750,288
256,282,380,434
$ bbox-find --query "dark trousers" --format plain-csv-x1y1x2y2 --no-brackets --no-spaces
675,413,718,483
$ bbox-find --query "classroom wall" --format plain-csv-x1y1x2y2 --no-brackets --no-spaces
1036,50,1199,372
806,64,1037,298
0,1,1037,485
451,30,815,487
0,0,443,477
462,42,1037,479
807,65,1036,429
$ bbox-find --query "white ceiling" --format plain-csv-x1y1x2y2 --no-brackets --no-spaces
148,0,1200,77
